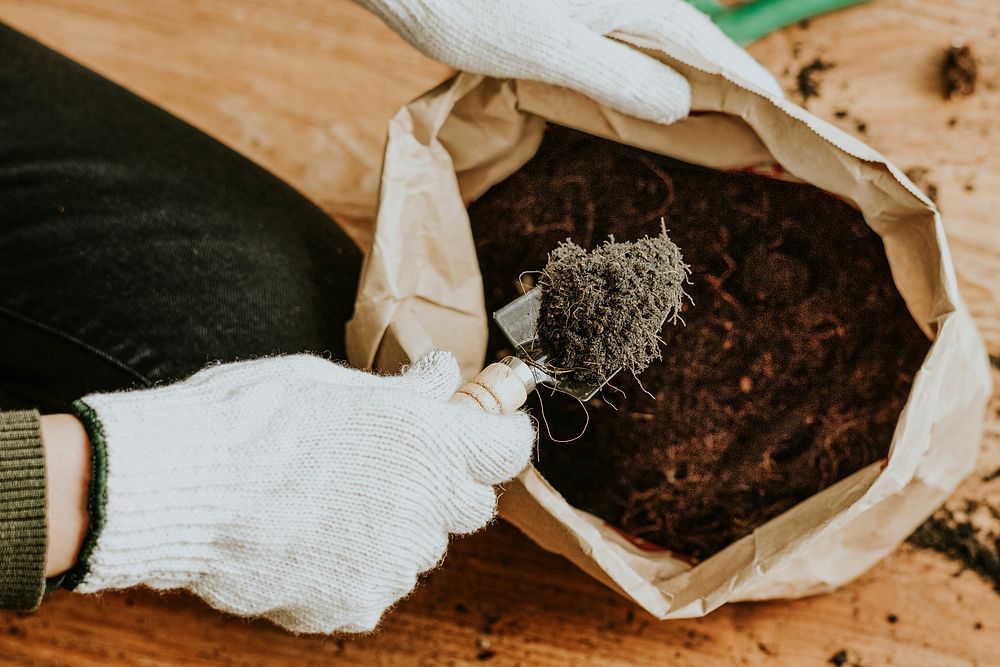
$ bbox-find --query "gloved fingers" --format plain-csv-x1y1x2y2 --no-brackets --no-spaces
443,481,499,534
446,409,536,486
281,596,387,635
121,355,341,411
306,350,460,398
392,350,462,400
179,353,350,389
359,0,690,124
326,612,382,635
567,0,782,97
193,350,461,399
261,605,367,636
410,524,449,571
528,21,693,125
568,0,688,33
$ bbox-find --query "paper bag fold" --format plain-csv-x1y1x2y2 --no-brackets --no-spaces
347,40,991,617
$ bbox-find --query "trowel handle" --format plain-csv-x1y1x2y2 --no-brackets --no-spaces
448,356,537,415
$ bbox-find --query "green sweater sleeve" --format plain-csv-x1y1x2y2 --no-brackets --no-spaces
0,410,47,610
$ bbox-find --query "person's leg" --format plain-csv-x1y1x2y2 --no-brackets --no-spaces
0,24,362,413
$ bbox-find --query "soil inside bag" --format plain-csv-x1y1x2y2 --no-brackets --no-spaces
469,125,930,560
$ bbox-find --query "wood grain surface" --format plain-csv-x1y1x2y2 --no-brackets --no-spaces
0,0,998,664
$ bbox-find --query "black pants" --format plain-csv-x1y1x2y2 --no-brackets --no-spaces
0,25,362,413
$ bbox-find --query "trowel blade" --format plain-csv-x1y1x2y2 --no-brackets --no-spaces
492,287,619,401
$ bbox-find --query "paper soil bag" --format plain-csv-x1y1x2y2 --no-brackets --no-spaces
345,37,992,617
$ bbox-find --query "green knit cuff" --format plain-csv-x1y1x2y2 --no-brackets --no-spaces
61,401,109,591
0,410,47,610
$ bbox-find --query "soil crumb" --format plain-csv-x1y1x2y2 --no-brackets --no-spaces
904,167,940,205
538,225,688,385
908,501,1000,592
797,58,832,100
470,126,928,559
943,44,977,99
829,649,865,667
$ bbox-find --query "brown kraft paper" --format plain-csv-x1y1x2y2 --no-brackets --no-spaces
345,35,992,618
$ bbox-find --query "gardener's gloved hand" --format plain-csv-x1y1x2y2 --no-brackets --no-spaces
355,0,781,125
69,351,534,634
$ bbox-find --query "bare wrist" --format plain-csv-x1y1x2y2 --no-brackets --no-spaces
39,414,91,577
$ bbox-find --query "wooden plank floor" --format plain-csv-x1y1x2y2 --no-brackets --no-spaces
1,1,998,664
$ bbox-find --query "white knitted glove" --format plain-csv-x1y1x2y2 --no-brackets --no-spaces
355,0,781,125
71,352,534,634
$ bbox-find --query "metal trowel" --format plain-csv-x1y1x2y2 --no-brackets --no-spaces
448,287,619,413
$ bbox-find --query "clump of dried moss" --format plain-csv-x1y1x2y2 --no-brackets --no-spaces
537,223,689,385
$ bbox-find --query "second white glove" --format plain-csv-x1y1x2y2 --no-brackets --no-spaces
71,351,534,634
356,0,781,125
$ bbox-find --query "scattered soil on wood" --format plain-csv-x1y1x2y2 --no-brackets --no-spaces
908,500,1000,593
797,58,832,100
942,44,977,99
829,649,864,667
469,125,929,559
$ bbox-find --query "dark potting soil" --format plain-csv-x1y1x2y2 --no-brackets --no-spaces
468,125,930,559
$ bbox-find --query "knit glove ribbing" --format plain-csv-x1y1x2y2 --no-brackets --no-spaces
355,0,782,125
72,352,534,634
